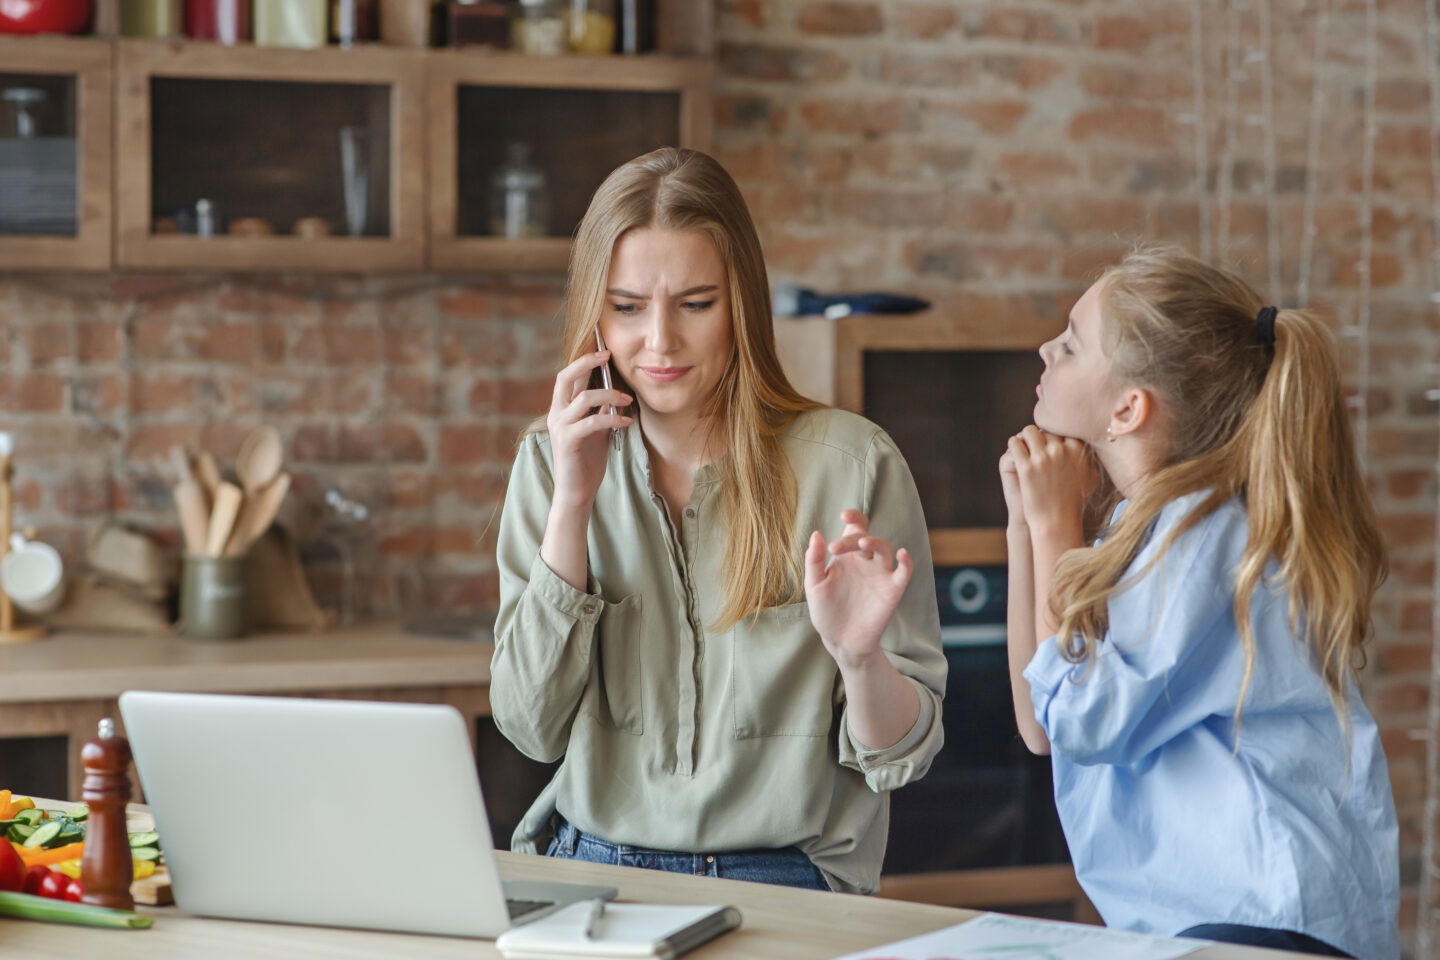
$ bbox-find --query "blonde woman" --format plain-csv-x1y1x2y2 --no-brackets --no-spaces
491,148,945,893
1001,245,1398,957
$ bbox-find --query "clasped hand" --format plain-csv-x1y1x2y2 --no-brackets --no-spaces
998,425,1096,535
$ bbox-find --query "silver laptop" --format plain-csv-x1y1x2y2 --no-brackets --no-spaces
118,690,615,938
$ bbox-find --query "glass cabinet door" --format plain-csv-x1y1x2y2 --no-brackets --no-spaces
0,38,112,270
428,53,711,271
116,41,425,272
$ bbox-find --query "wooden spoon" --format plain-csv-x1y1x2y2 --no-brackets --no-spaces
172,480,209,556
195,451,223,500
225,472,291,557
236,426,283,496
203,483,243,558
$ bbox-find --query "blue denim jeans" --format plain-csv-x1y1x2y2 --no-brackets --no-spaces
545,819,829,891
1177,924,1352,957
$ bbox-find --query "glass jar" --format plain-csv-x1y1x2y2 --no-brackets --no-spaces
489,142,548,239
510,0,564,55
120,0,180,36
186,0,249,42
253,0,326,46
379,0,430,45
567,0,613,53
447,0,507,47
331,0,378,45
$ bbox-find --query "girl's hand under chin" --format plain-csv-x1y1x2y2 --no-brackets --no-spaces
1009,425,1096,538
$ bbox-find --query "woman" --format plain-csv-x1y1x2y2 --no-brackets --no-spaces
491,147,946,894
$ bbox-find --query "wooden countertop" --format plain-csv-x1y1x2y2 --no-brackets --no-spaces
0,623,493,704
0,845,1310,960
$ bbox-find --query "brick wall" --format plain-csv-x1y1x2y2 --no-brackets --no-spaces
2,0,1438,951
0,273,564,618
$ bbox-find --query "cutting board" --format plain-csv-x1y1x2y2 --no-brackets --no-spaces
29,797,173,906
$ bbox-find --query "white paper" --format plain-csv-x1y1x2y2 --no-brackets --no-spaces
832,913,1208,960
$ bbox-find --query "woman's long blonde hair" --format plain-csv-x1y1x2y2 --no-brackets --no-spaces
1051,244,1386,726
544,147,821,630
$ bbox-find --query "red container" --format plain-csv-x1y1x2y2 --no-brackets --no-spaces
0,0,91,34
185,0,248,42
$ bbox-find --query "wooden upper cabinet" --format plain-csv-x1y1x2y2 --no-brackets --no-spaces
115,40,426,272
0,36,112,271
426,52,712,272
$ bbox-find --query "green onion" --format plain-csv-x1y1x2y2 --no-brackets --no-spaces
0,891,153,929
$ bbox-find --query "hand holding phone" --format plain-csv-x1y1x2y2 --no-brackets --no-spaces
595,330,622,449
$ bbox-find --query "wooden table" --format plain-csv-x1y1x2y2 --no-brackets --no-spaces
0,623,493,799
0,848,1326,959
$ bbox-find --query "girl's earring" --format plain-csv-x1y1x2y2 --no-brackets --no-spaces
1105,427,1117,444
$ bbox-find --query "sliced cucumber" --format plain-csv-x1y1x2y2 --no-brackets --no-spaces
127,832,159,849
55,823,85,846
129,846,160,862
67,806,87,822
14,809,42,826
8,823,35,843
22,821,62,848
0,819,23,832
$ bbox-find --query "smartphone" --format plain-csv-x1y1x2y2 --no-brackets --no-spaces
594,329,622,449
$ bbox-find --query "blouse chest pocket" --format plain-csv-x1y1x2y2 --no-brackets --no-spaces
731,601,838,739
583,594,645,735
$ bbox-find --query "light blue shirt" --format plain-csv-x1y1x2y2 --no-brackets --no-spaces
1024,493,1399,959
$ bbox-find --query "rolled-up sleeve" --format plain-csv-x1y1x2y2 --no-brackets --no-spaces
836,429,947,792
491,433,602,763
1024,503,1246,767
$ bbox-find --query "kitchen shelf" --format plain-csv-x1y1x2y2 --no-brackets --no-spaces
0,35,112,271
426,50,712,272
115,39,427,272
0,1,714,274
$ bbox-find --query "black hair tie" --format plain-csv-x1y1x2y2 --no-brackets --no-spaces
1255,305,1278,345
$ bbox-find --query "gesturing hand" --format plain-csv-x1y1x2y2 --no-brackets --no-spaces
546,349,633,510
804,510,913,672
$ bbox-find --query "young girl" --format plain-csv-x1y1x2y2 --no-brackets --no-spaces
1000,245,1399,958
491,148,946,893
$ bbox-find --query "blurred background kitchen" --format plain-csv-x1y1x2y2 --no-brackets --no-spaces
3,0,1439,954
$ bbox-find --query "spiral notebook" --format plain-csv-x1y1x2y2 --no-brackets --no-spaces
495,901,742,960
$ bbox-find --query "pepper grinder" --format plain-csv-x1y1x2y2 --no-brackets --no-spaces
80,717,135,911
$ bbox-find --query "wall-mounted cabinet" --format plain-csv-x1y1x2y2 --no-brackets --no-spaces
0,18,712,274
0,36,112,271
115,40,426,272
427,52,711,272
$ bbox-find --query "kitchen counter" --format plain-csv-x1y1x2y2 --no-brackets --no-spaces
0,623,494,798
0,844,1316,959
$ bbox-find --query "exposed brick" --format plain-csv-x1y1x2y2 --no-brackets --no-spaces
720,42,850,83
798,97,907,137
962,8,1071,43
1068,106,1174,148
3,373,65,412
440,425,509,466
796,2,882,36
894,3,954,39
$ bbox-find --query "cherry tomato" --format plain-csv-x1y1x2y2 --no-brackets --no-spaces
62,877,84,902
21,864,50,895
0,842,23,892
38,870,68,900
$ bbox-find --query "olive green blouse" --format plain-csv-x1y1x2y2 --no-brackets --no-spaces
491,408,947,894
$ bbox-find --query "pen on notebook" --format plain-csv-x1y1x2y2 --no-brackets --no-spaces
583,898,606,939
